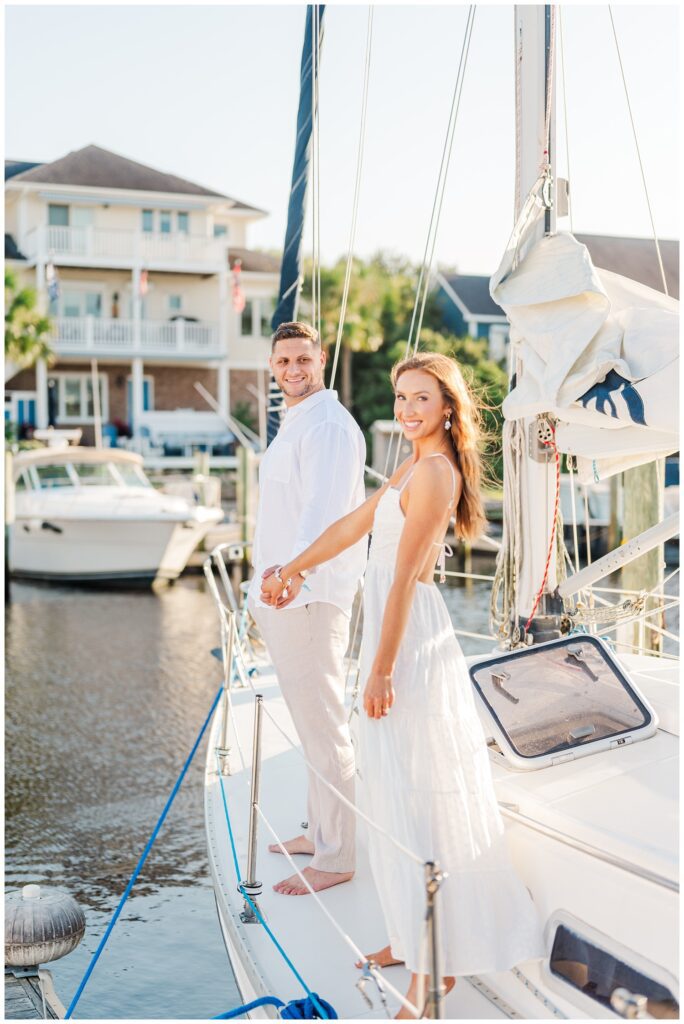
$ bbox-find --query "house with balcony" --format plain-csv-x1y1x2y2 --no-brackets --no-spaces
5,145,279,454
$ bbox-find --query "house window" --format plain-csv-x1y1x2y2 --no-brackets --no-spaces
48,204,69,227
177,212,189,234
240,300,254,336
159,211,172,234
168,295,183,313
142,209,154,233
61,290,103,318
53,373,108,423
213,224,229,238
260,299,274,337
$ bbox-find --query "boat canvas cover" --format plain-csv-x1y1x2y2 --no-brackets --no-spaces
490,189,679,482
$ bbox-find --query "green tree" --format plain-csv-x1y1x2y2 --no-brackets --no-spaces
5,270,53,369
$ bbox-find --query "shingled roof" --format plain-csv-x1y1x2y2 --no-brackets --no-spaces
5,234,26,260
576,233,679,299
7,145,263,211
438,273,505,318
229,248,280,274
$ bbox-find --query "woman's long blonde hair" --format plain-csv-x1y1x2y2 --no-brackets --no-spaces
391,352,487,541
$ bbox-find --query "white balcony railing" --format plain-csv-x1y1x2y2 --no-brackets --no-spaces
51,316,222,358
24,225,226,267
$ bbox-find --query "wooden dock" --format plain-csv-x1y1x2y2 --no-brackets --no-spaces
5,970,63,1020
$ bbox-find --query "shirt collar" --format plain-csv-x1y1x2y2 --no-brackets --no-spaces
282,388,338,426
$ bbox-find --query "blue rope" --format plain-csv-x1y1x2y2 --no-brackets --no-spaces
212,995,284,1018
215,752,329,1019
65,685,224,1019
213,993,337,1019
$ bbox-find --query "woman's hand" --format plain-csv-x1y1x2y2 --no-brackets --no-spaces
363,670,395,719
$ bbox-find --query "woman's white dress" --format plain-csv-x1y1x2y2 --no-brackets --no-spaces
358,464,544,976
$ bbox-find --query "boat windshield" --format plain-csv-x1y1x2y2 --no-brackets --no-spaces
469,636,652,762
34,464,75,489
113,463,152,488
71,463,119,486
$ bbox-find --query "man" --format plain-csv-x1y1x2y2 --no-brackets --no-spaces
248,321,367,896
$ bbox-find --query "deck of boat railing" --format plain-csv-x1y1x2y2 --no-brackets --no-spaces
203,555,447,1018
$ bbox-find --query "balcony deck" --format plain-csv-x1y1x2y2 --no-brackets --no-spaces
51,316,223,359
24,225,226,272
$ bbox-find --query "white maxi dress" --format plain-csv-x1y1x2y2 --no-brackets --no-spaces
358,456,544,976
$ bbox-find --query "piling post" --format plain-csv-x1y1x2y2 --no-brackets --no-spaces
620,461,664,653
217,611,236,775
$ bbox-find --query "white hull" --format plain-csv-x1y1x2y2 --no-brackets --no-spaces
10,514,220,583
204,656,678,1019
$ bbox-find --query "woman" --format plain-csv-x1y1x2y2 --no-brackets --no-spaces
261,353,544,1017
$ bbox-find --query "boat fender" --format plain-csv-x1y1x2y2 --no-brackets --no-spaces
5,885,85,968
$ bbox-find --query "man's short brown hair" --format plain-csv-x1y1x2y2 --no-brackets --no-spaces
271,321,320,351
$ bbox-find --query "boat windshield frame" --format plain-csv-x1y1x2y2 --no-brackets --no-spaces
469,635,658,771
26,459,152,491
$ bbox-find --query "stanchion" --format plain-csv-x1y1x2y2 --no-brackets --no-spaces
425,861,445,1019
241,694,264,922
217,611,236,775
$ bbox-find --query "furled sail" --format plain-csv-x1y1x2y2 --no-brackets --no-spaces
491,182,678,483
268,5,325,445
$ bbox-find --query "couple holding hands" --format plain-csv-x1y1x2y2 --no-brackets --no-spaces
247,321,542,1016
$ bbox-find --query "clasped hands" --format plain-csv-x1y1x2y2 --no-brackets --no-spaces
259,564,305,608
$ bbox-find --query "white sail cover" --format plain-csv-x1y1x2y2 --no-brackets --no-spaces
490,190,679,483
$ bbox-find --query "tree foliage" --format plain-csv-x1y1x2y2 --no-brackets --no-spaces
5,270,53,369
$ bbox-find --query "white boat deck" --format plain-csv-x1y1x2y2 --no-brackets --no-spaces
205,669,564,1020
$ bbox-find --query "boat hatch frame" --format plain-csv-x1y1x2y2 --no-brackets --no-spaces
468,635,658,772
541,909,679,1020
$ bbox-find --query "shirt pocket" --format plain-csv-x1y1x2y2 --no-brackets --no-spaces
263,440,294,483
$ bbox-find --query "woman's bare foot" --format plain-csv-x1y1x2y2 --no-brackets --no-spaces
268,834,315,856
354,944,404,969
395,974,456,1019
273,866,353,895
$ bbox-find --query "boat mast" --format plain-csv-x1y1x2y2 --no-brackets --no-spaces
512,5,560,634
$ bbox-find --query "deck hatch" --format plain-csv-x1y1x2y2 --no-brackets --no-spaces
469,636,657,770
549,922,678,1019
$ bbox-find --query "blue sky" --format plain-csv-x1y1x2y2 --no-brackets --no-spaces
5,4,679,273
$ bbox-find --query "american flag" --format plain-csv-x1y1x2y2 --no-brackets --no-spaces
231,259,246,314
46,261,59,303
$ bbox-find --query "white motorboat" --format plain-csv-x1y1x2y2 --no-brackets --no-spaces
202,4,678,1020
9,445,223,584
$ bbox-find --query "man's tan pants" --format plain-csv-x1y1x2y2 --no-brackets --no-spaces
250,601,356,873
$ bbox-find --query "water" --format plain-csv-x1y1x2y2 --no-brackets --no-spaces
5,576,240,1020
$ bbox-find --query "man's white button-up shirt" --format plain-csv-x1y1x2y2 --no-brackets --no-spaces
249,389,367,616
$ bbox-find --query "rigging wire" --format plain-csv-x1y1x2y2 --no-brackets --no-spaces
558,7,574,232
383,4,477,478
329,5,374,391
607,5,668,296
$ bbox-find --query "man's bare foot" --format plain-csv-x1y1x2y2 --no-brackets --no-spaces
396,974,456,1019
273,866,353,896
354,944,404,969
268,834,315,856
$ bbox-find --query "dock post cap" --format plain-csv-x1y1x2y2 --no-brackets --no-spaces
22,884,41,900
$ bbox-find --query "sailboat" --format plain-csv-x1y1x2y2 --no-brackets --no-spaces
203,5,678,1019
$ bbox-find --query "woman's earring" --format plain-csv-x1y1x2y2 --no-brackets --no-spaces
444,415,452,430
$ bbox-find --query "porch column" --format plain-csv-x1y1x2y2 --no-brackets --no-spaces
218,264,230,417
131,357,144,447
35,359,49,429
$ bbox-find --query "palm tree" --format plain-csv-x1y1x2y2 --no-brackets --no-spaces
5,270,53,373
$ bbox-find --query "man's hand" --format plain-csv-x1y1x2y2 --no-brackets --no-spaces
259,570,306,608
261,564,278,581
